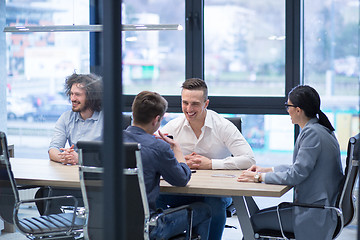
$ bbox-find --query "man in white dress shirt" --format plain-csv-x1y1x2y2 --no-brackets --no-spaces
158,78,255,240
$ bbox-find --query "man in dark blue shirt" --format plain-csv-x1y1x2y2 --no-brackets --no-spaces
123,91,211,239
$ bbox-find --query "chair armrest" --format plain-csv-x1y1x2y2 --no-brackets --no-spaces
149,205,194,239
149,204,193,227
18,195,78,206
60,206,86,216
162,205,193,214
17,186,53,215
278,202,342,215
276,202,344,239
17,185,42,190
278,201,325,209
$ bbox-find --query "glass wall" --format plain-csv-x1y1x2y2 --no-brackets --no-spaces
204,1,286,97
4,0,359,161
2,1,358,237
304,0,359,151
122,0,185,95
5,0,89,158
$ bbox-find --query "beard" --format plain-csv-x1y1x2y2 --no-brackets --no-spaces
72,101,89,112
72,106,81,112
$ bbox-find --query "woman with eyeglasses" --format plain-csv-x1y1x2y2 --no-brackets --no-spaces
238,85,344,239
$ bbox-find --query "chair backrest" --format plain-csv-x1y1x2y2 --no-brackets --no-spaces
0,131,18,225
123,142,150,240
334,133,360,237
225,117,242,132
78,140,104,240
123,114,132,129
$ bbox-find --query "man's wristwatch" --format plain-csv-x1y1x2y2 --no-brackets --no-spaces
254,172,261,183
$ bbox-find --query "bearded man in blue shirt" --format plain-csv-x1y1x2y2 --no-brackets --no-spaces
48,73,103,165
36,73,103,215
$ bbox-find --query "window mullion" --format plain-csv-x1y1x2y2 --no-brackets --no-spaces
185,0,204,79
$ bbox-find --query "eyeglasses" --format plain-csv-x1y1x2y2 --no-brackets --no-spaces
284,102,297,110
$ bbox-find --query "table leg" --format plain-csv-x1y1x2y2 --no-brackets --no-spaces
2,221,16,233
232,196,256,240
243,196,259,216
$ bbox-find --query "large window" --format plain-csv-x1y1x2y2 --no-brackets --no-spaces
304,0,359,151
122,0,185,95
5,0,89,158
204,1,286,97
5,0,358,159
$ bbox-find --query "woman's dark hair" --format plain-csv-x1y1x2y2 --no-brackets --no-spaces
288,85,335,131
65,73,103,112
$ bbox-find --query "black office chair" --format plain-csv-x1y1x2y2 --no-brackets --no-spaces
0,131,84,239
253,133,360,239
124,142,195,240
78,140,104,240
123,114,132,129
225,117,242,133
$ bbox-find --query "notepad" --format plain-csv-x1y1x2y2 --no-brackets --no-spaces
211,174,236,178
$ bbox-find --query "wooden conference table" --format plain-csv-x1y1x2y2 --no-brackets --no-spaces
11,158,292,240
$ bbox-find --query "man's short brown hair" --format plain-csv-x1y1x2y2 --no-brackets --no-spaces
181,78,208,101
132,91,168,125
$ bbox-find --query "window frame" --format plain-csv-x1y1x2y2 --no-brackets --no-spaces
117,0,303,115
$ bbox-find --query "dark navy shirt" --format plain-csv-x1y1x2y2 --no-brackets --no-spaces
123,126,191,214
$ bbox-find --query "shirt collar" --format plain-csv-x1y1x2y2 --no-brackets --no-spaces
203,109,213,129
303,117,318,128
126,125,148,135
74,111,101,122
183,109,212,130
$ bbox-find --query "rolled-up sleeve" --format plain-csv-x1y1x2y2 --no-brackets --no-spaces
212,122,256,169
48,113,68,151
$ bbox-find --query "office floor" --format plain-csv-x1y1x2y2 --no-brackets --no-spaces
0,204,357,240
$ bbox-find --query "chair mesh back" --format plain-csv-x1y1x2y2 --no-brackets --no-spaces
336,133,360,234
124,142,146,240
77,141,103,240
0,131,18,224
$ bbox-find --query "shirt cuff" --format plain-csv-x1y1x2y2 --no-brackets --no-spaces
261,173,266,183
211,159,223,169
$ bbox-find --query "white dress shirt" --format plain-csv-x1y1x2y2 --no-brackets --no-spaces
161,110,255,169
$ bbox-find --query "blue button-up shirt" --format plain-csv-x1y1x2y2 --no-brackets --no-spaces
49,110,103,151
123,126,191,214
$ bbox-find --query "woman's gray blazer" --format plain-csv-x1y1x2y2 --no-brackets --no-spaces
265,118,344,239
